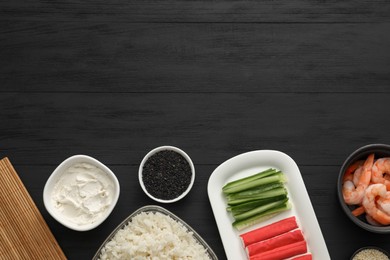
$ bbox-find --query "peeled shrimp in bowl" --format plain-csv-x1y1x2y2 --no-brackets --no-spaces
372,158,390,190
337,144,390,233
342,154,374,205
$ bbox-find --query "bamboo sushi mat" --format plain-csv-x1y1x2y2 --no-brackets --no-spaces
0,157,66,260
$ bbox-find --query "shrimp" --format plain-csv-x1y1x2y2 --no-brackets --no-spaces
377,191,390,215
342,160,364,183
342,154,374,205
352,166,363,187
351,205,365,217
371,158,390,190
362,183,390,225
366,214,383,226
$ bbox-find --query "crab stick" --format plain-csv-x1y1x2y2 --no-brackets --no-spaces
291,254,312,260
250,240,307,260
240,216,298,247
246,229,304,257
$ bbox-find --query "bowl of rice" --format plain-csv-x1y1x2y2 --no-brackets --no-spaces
93,205,217,260
351,246,390,260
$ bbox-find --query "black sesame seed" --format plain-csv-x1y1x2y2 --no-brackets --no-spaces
142,150,192,200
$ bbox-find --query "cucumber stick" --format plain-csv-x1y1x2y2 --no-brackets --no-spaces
227,187,287,206
233,198,288,221
222,168,278,193
232,201,292,231
223,172,286,194
227,182,285,201
222,168,291,230
226,194,287,214
226,182,284,201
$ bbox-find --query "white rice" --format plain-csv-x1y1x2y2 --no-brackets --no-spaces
98,211,212,260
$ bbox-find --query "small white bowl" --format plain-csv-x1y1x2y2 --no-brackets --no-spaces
43,155,120,231
139,146,195,203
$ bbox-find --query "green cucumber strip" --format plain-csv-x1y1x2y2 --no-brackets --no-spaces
222,168,277,193
233,198,288,221
232,202,292,231
223,172,286,194
227,194,287,215
227,187,287,206
227,182,285,200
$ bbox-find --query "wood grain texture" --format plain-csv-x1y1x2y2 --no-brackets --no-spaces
1,0,390,259
1,22,390,92
0,158,66,260
1,0,390,23
1,92,389,166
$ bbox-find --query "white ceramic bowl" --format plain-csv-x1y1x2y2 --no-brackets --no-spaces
139,146,195,203
43,155,120,231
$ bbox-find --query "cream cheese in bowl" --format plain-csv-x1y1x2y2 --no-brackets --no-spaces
51,162,115,226
44,155,120,231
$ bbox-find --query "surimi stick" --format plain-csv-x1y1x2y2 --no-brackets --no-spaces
240,216,298,247
291,254,313,260
249,240,307,260
246,229,304,257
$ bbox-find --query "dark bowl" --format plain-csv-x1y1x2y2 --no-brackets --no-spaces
350,246,390,259
337,144,390,233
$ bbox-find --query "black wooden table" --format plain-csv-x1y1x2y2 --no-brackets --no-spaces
1,1,390,259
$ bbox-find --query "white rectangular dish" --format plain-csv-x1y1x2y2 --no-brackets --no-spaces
208,150,330,260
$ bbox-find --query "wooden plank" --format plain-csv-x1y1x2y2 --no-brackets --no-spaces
1,0,390,23
1,22,390,92
1,92,389,166
0,158,66,260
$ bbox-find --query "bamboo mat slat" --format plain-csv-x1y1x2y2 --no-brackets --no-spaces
0,157,66,260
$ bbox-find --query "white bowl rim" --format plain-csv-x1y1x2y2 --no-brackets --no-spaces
138,146,195,203
43,154,120,231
